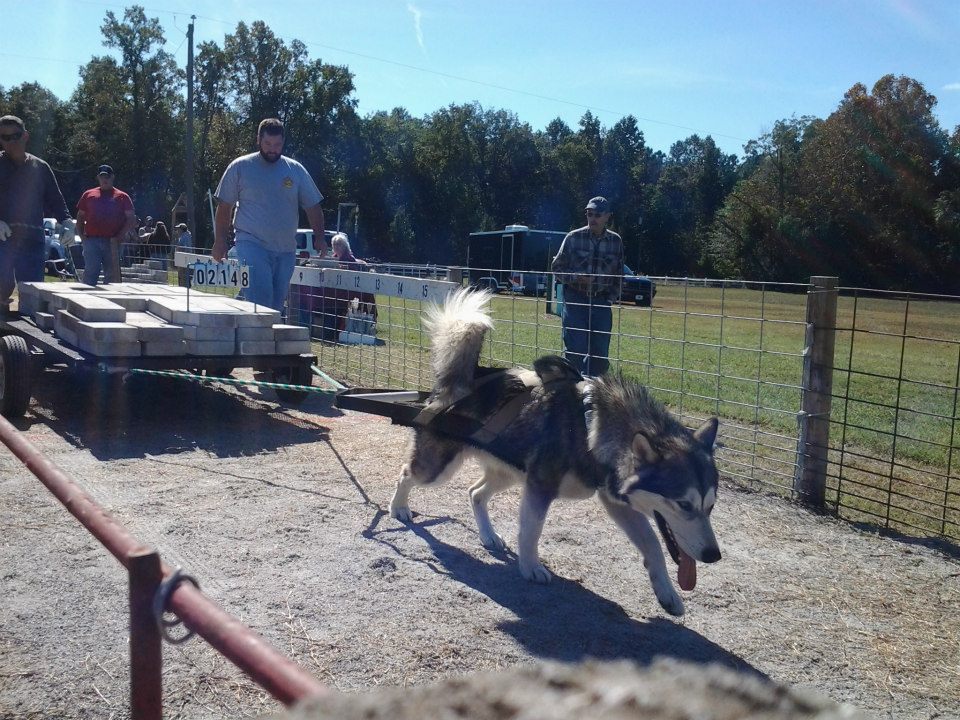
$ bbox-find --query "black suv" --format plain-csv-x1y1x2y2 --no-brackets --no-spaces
620,265,656,306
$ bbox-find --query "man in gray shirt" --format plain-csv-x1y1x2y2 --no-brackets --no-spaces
0,115,71,315
212,118,327,312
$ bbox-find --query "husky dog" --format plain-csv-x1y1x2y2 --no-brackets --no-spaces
389,289,721,616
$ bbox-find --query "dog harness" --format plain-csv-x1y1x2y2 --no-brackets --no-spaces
410,357,583,447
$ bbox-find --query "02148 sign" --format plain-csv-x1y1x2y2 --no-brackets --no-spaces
190,261,250,289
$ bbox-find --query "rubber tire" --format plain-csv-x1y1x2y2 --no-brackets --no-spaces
273,364,312,405
634,296,652,307
0,335,33,419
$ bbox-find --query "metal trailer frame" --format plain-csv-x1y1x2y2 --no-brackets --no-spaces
0,314,317,419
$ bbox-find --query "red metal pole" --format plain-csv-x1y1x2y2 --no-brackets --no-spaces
129,549,163,720
0,416,329,706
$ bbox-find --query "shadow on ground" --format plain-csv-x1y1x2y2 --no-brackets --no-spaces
363,510,761,676
20,366,341,461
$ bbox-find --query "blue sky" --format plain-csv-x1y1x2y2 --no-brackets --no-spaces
3,0,959,157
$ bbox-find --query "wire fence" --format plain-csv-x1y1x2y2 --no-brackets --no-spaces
88,248,960,546
826,287,960,542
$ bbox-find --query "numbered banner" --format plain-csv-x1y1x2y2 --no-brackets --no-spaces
290,266,456,304
190,261,251,289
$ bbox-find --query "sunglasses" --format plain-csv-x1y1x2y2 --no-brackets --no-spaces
0,131,24,142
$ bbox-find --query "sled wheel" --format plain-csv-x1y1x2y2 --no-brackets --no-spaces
273,363,312,405
0,335,33,419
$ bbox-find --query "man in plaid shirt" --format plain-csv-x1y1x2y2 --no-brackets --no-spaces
551,196,624,375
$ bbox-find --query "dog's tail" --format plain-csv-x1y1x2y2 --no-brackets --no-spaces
424,288,494,405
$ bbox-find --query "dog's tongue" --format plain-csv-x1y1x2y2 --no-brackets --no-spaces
678,549,697,591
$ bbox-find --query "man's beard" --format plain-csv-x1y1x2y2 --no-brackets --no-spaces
259,150,281,163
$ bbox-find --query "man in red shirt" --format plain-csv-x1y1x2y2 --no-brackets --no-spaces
76,165,136,286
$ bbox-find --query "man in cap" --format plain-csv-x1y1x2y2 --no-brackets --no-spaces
212,117,327,313
175,222,192,250
551,196,625,375
76,164,137,286
0,115,71,315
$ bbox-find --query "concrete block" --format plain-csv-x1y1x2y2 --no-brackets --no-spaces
95,295,149,312
54,309,82,337
34,312,55,331
16,293,39,317
237,340,276,355
56,325,79,348
47,290,95,312
183,325,236,341
17,281,44,299
66,294,126,322
147,297,239,328
195,311,242,328
235,312,281,328
276,339,312,355
75,321,139,344
237,326,276,341
142,340,187,356
125,312,185,342
272,324,309,341
185,339,236,356
77,338,141,357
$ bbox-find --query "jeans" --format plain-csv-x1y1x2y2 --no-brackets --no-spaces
234,238,296,313
82,236,119,286
0,236,45,308
561,287,613,376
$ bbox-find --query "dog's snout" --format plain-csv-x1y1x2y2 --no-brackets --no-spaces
702,547,721,564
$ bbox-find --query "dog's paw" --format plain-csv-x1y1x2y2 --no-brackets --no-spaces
656,587,685,617
390,504,413,523
479,531,507,552
520,561,552,584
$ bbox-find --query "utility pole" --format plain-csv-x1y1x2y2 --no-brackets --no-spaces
185,16,196,238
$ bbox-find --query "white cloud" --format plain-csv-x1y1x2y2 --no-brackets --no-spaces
407,3,426,54
943,83,960,92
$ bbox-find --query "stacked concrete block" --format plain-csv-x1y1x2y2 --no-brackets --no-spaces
53,310,141,357
125,312,186,356
15,282,313,360
272,324,312,354
65,295,127,322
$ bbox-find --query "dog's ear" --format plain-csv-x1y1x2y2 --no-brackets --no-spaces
632,432,659,465
694,417,719,452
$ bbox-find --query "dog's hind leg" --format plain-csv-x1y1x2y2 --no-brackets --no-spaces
517,486,555,583
389,432,464,523
468,468,517,552
599,493,684,617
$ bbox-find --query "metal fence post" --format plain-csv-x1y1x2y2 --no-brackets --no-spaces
129,548,163,720
795,276,839,506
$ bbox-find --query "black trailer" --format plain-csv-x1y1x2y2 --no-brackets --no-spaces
0,314,317,419
467,225,566,296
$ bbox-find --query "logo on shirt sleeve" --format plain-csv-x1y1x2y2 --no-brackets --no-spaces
283,177,293,188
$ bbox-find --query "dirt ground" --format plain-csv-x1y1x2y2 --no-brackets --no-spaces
0,367,958,720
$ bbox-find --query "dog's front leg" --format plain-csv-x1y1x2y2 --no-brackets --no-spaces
518,487,553,583
599,494,684,616
389,464,416,522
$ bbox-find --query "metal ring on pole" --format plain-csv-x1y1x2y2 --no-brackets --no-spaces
152,567,200,644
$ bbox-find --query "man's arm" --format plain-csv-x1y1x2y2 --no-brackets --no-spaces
212,201,235,261
75,209,87,241
304,203,327,256
116,209,136,244
42,163,71,223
